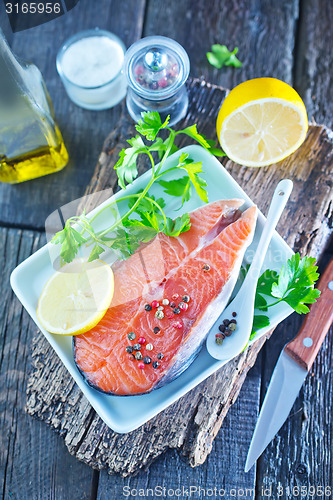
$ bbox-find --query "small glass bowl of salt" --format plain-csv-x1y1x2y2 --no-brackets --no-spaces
56,29,127,110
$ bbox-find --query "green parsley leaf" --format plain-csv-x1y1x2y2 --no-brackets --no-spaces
164,213,191,237
208,147,226,157
88,243,105,262
178,153,208,203
111,224,157,260
127,194,166,232
254,293,268,311
207,45,242,69
148,136,179,157
250,314,270,340
180,124,211,149
114,136,147,189
158,176,192,207
255,268,279,310
57,225,79,263
128,192,166,213
271,254,320,314
70,228,87,244
245,254,320,341
135,111,170,141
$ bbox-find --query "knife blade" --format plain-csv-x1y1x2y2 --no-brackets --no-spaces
245,257,333,472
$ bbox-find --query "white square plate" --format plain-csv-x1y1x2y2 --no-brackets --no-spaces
11,145,293,433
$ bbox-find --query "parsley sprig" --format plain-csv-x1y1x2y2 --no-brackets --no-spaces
51,111,224,264
250,254,320,339
207,44,243,69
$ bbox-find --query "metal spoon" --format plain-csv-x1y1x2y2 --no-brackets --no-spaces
206,179,293,361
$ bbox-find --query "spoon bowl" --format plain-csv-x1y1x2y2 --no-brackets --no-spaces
206,179,293,361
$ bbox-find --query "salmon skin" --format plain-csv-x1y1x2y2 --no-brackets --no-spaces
74,200,257,396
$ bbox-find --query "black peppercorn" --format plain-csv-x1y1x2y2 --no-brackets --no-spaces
133,343,141,351
145,304,152,311
153,326,160,334
157,353,164,360
126,346,134,354
152,361,160,368
173,307,181,314
143,356,152,365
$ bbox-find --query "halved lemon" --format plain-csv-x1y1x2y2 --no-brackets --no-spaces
37,258,114,335
217,77,308,167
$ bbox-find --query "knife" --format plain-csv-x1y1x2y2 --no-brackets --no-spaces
245,257,333,472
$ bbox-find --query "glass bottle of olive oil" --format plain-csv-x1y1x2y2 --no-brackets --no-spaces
0,29,68,183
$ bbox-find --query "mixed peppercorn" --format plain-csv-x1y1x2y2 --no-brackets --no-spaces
215,312,237,345
134,61,179,90
125,294,191,370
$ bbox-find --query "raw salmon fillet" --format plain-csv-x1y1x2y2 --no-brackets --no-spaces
74,201,257,395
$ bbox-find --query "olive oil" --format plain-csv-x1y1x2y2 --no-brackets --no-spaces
0,125,68,183
0,28,69,183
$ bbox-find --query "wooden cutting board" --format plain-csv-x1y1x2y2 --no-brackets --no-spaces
25,78,333,476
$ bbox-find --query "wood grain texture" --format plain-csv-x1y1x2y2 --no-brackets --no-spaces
0,0,146,229
294,0,333,129
285,257,333,371
143,0,298,87
97,357,262,498
0,228,94,500
25,79,333,477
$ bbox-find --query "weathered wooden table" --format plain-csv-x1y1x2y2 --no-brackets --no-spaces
1,1,332,498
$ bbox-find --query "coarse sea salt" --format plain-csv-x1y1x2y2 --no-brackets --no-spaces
57,30,127,110
61,36,124,87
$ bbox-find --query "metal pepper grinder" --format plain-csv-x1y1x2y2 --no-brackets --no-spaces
124,36,190,126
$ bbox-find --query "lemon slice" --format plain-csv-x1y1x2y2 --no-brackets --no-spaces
37,258,114,335
217,77,308,167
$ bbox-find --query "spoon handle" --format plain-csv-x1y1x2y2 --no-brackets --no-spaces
245,179,293,286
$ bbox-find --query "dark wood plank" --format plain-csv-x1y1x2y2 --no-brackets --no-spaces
0,228,94,499
144,0,298,87
97,357,261,498
25,80,333,479
294,0,333,129
0,0,146,229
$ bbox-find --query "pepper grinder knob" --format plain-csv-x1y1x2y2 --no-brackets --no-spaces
144,48,168,72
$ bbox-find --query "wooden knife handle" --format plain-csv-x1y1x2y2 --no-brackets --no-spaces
284,257,333,371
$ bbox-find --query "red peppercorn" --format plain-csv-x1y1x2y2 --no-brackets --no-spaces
172,321,183,329
165,310,174,319
138,362,145,369
151,300,159,308
158,77,168,88
179,301,188,311
138,337,146,344
172,294,179,300
215,333,223,338
128,354,135,361
135,65,144,76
